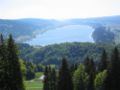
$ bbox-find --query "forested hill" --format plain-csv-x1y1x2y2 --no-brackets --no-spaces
18,42,115,65
0,19,61,42
67,15,120,25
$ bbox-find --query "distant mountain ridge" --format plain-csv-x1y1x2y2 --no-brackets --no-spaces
0,15,120,44
0,18,61,42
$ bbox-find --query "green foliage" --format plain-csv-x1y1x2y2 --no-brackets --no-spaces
73,64,89,90
70,63,78,77
98,49,108,72
18,43,113,65
105,47,120,90
49,68,57,90
7,34,25,90
43,65,57,90
94,70,107,90
20,59,27,78
26,62,35,80
0,34,8,89
35,64,44,72
0,34,25,90
84,57,96,74
85,59,96,90
43,66,49,90
58,58,73,90
2,33,120,90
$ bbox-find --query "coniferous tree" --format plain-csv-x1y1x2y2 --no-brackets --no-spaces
98,49,108,72
87,59,95,90
73,64,89,90
84,57,91,73
35,64,44,72
26,62,35,80
50,68,57,90
105,47,120,90
94,70,107,90
84,57,96,90
70,63,78,77
44,66,50,90
58,58,73,90
48,66,52,90
44,66,57,90
0,34,8,89
7,35,24,90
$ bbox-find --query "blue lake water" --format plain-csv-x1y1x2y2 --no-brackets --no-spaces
26,25,94,46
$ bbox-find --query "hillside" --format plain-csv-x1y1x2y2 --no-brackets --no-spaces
0,19,61,42
18,42,114,65
0,15,120,45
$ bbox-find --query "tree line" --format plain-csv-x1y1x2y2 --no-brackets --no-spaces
43,47,120,90
0,34,24,90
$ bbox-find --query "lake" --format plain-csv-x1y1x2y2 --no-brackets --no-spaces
26,25,94,46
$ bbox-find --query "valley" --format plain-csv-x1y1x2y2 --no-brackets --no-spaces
1,16,120,46
0,16,120,90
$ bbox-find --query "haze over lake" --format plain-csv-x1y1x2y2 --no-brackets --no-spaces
26,25,94,46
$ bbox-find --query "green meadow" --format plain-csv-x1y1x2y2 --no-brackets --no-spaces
25,72,43,90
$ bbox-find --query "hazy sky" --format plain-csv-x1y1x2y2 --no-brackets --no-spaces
0,0,120,19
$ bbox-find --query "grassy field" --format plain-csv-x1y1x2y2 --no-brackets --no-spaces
25,72,43,90
25,80,43,90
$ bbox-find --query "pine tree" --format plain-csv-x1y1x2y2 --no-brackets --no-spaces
43,66,57,90
73,64,89,90
98,49,108,72
70,63,78,77
105,47,120,90
50,68,57,90
0,34,8,89
94,70,107,90
48,66,52,90
84,57,91,73
84,57,96,75
58,58,73,90
84,57,96,90
26,62,35,80
7,35,24,90
43,66,49,90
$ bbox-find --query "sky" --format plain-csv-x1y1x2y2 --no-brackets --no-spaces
0,0,120,19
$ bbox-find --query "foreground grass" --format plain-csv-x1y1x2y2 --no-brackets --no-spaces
25,80,43,90
24,72,43,90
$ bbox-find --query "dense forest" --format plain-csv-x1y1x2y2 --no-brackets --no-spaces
18,42,115,65
0,34,120,90
43,47,120,90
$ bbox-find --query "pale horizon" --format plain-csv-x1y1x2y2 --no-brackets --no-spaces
0,0,120,19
